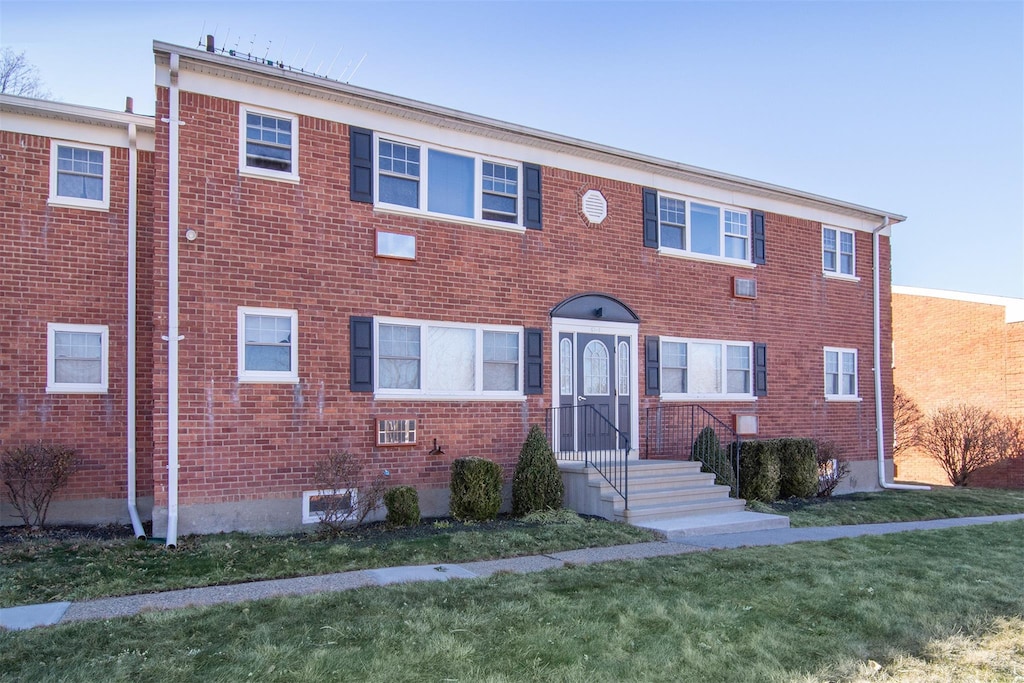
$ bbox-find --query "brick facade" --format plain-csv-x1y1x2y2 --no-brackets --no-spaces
893,288,1024,488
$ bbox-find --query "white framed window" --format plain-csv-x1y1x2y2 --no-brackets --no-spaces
376,230,416,259
559,338,573,396
824,347,859,400
823,226,857,279
660,337,753,400
657,193,751,264
375,134,524,229
48,141,110,211
302,489,355,524
238,307,299,383
47,323,109,393
239,105,299,182
375,318,523,399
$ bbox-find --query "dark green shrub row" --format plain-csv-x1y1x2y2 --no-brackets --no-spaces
738,438,818,502
512,425,564,516
384,485,420,527
450,457,503,521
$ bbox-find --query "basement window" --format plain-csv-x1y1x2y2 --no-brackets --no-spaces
302,489,356,524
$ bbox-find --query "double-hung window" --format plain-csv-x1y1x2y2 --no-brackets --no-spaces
656,193,750,262
49,141,110,210
240,105,299,181
824,347,858,399
47,323,109,393
376,318,522,398
660,338,753,399
376,136,522,228
823,227,856,278
238,307,299,383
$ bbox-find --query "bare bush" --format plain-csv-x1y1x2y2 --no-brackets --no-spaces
921,405,1017,486
814,440,851,498
893,386,924,457
1,443,80,529
311,451,388,537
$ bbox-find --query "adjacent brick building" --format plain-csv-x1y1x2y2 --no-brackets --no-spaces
2,41,907,536
893,286,1024,488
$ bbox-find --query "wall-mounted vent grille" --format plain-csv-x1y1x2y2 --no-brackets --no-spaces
581,189,608,224
733,277,757,299
377,418,417,446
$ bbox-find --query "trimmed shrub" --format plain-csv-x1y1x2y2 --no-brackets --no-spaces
691,426,736,491
384,486,420,527
738,440,781,503
1,443,80,529
449,457,502,521
778,438,819,498
512,425,564,516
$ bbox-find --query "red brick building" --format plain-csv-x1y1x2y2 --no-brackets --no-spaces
893,286,1024,488
2,42,907,538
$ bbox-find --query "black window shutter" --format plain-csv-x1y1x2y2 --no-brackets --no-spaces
752,210,766,265
350,316,373,392
524,328,543,394
754,342,767,396
523,163,542,230
645,336,660,395
350,127,373,204
643,188,659,248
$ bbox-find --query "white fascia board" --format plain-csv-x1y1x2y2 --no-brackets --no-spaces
155,43,903,233
1,96,156,151
893,285,1024,323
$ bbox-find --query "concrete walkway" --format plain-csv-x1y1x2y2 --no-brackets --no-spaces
3,513,1023,631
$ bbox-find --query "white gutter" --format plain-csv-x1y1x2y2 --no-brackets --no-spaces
164,52,182,547
873,218,929,491
126,122,145,539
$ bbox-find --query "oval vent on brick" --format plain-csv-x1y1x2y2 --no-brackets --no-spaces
581,189,608,224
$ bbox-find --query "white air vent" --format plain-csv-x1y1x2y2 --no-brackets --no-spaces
733,277,757,299
581,189,608,224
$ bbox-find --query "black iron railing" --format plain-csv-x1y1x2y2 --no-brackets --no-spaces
645,404,741,497
546,405,630,509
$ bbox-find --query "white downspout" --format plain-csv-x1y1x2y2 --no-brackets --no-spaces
126,121,145,539
164,53,182,547
873,218,929,491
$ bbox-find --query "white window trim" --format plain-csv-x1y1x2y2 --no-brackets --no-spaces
373,132,526,234
376,230,416,260
302,489,356,525
374,317,525,400
656,192,754,268
822,226,859,281
239,104,300,183
48,140,111,211
237,307,299,384
660,337,756,402
823,346,861,401
46,323,109,393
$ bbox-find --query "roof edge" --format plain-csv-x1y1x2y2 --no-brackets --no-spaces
0,94,155,130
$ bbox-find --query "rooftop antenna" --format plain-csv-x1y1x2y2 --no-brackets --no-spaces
346,53,367,83
337,58,353,81
325,47,342,79
300,43,317,71
197,20,207,48
263,40,272,61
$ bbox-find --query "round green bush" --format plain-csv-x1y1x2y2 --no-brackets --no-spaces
738,440,781,503
384,485,420,527
778,439,819,498
512,425,564,517
449,457,503,521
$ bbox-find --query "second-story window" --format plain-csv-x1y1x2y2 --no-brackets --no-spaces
655,193,751,262
240,105,299,181
823,226,856,277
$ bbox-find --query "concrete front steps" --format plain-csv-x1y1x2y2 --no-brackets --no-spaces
558,458,789,537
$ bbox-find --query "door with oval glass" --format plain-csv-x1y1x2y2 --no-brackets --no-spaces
557,332,629,451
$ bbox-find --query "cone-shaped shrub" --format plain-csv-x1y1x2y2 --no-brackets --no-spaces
449,457,502,521
384,485,420,527
512,425,564,517
691,426,736,490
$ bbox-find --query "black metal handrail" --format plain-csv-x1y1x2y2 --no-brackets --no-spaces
644,404,742,497
546,405,630,509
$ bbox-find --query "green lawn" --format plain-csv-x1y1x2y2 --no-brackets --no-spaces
2,522,1022,682
0,511,658,607
748,486,1024,527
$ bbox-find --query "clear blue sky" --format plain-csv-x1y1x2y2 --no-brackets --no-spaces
3,1,1022,298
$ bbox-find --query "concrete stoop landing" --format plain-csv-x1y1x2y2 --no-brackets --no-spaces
558,458,789,537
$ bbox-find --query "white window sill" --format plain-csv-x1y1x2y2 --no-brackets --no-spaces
46,385,108,394
824,395,862,402
238,375,300,384
47,197,109,212
658,248,756,269
660,394,757,403
375,204,527,235
823,271,860,283
374,392,527,402
239,168,301,184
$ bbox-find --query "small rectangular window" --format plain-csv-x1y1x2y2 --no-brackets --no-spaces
47,323,109,393
239,106,299,181
379,323,421,390
49,141,110,210
659,196,686,250
238,307,299,383
376,231,416,259
483,331,519,391
660,338,754,400
823,226,856,277
378,139,421,208
302,489,355,524
824,347,858,399
377,419,417,446
482,162,518,223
